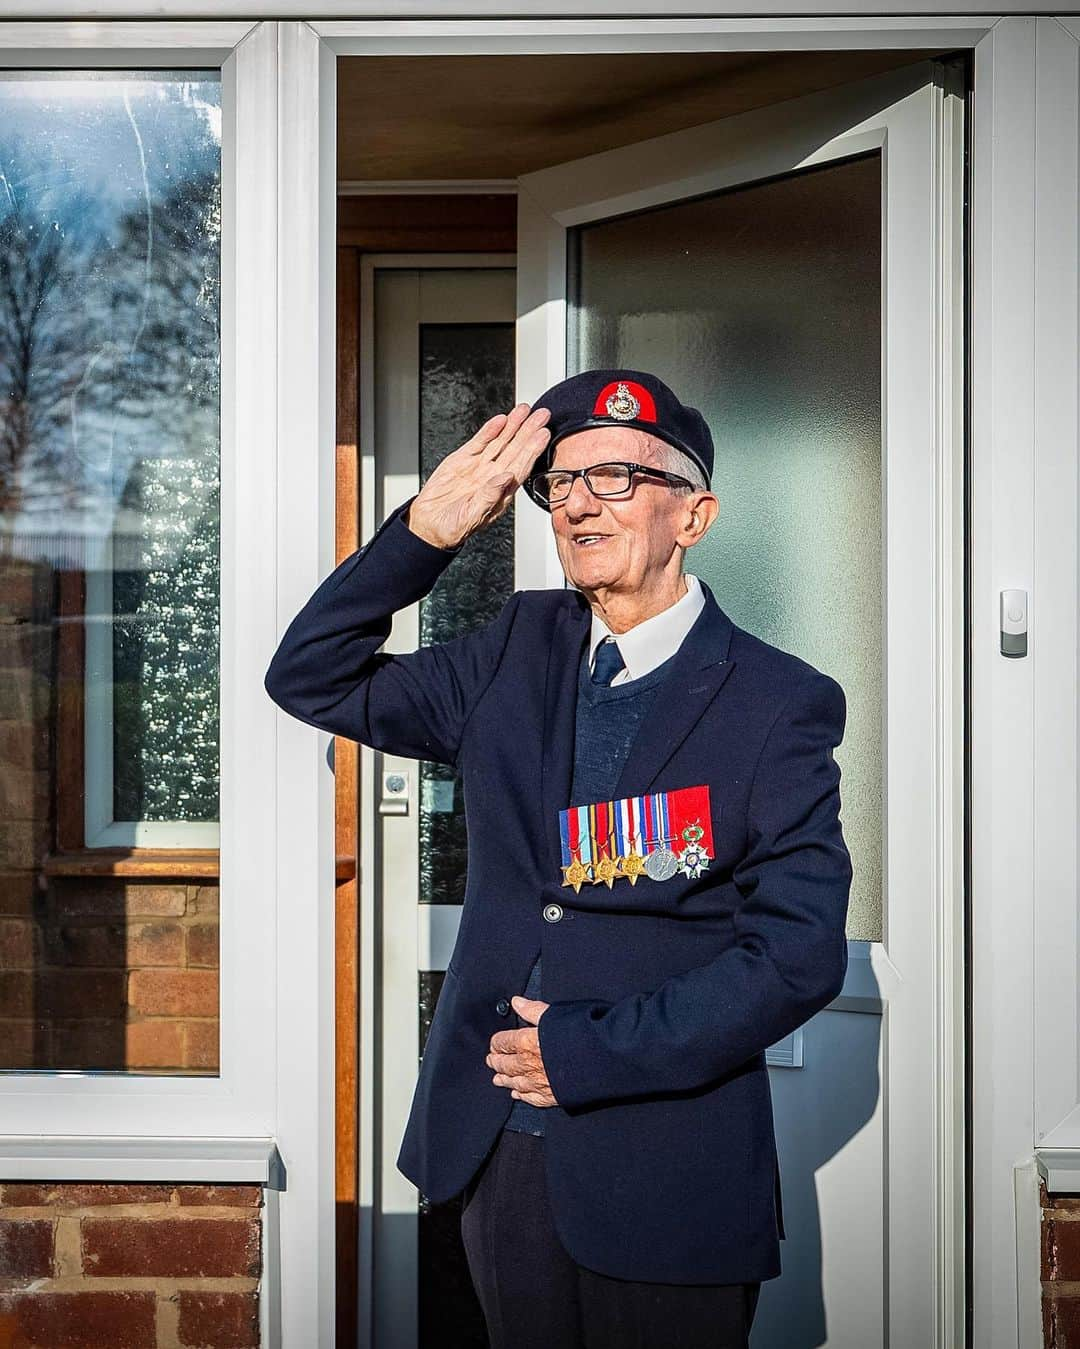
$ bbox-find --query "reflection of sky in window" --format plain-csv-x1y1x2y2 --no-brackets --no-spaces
0,72,220,226
0,72,221,549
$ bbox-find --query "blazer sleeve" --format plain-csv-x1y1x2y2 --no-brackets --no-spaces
536,670,853,1110
263,494,522,766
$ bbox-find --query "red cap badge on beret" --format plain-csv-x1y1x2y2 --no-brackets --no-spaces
592,380,658,424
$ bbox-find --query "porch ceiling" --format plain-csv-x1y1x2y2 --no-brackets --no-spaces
337,50,940,182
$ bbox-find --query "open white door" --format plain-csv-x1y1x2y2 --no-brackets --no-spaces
515,59,965,1348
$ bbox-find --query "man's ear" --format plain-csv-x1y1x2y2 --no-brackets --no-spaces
677,492,719,548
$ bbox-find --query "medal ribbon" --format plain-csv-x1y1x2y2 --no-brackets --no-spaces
558,785,714,876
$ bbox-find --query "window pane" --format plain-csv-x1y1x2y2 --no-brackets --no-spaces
417,322,515,907
0,72,221,1072
569,154,882,942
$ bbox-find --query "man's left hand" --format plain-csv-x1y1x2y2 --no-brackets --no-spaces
487,996,558,1107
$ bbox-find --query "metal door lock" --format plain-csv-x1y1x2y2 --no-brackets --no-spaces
380,769,410,815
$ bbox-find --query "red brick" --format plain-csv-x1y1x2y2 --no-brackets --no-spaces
0,873,38,917
36,970,125,1019
125,1019,184,1070
43,924,124,968
129,922,185,967
178,1290,259,1348
1046,1217,1080,1281
1047,1292,1080,1347
185,1020,219,1072
0,625,38,675
0,769,47,823
52,883,187,920
186,923,218,968
0,672,26,720
82,1216,259,1278
0,1019,47,1069
50,921,184,969
51,1021,130,1071
0,973,31,1017
0,722,47,772
0,920,32,969
191,885,219,915
0,1290,156,1349
128,969,217,1017
0,821,46,872
0,567,36,614
1,1183,169,1208
175,1185,262,1208
0,1219,52,1278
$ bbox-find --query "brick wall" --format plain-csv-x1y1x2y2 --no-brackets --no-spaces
0,557,220,1072
0,879,220,1073
1042,1180,1080,1345
0,1183,260,1349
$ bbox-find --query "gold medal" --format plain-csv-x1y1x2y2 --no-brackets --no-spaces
619,849,647,885
561,857,590,892
593,853,619,888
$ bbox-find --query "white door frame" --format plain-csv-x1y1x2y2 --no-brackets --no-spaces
276,12,1048,1346
357,255,516,1349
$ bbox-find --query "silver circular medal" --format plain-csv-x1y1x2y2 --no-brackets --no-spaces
644,846,679,881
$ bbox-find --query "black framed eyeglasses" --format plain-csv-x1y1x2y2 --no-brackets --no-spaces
525,460,693,509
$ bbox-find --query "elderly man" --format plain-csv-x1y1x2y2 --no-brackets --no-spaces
263,369,852,1349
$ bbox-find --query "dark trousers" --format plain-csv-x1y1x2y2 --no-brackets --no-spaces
460,1127,761,1349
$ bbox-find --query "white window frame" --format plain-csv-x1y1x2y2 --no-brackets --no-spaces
0,20,337,1349
0,16,287,1136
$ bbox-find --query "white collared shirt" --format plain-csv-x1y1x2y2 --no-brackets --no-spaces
587,573,705,686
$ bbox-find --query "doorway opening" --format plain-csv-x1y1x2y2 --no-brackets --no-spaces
335,45,966,1349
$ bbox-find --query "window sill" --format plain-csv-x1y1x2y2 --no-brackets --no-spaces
0,1136,284,1189
1037,1148,1080,1194
42,850,220,879
43,851,355,881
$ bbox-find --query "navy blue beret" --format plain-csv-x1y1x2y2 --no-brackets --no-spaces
525,369,713,502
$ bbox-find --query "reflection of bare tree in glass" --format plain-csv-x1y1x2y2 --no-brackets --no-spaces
0,141,98,517
0,84,222,825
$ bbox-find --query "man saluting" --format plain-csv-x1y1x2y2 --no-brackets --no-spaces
264,370,853,1349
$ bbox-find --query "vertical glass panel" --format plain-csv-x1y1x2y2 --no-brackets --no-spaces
417,323,515,906
0,72,221,1072
569,154,882,941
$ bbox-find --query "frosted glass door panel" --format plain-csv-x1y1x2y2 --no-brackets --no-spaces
569,153,881,940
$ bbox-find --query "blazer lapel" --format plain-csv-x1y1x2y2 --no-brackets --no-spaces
610,586,736,801
538,581,736,879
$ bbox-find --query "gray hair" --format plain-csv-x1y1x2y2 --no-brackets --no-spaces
655,440,708,494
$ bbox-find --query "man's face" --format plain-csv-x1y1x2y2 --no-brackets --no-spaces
547,426,690,595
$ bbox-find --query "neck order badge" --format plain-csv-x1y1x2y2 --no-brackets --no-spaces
558,784,715,890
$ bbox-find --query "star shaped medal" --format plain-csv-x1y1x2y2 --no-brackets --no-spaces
619,849,647,884
593,852,620,889
561,856,590,893
676,821,710,879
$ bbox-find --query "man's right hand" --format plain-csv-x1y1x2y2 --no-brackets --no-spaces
405,403,552,551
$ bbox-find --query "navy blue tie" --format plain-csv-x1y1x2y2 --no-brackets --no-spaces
592,638,625,686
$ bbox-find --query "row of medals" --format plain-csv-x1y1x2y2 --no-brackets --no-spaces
561,822,710,891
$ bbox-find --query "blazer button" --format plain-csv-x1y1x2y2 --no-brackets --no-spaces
495,998,511,1016
543,903,563,923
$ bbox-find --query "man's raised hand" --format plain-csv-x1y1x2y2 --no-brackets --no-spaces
405,403,551,551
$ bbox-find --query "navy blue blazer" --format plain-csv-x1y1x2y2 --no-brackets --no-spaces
264,494,853,1285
